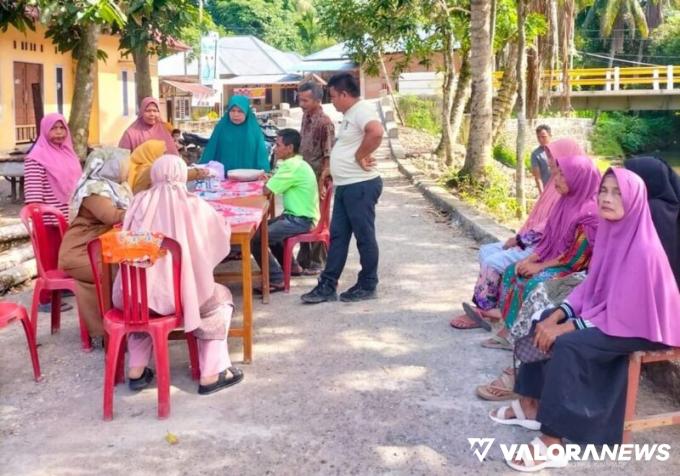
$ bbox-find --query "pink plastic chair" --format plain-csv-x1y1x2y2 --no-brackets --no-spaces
0,301,41,381
88,237,199,420
281,180,333,292
20,204,92,351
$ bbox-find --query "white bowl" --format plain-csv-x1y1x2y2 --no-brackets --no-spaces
228,169,264,182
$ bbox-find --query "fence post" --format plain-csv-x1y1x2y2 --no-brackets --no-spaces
653,69,659,90
605,70,612,91
668,65,674,90
614,67,620,91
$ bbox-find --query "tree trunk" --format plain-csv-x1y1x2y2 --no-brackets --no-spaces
0,224,29,242
450,52,472,145
462,0,494,179
133,47,153,108
515,0,528,218
492,41,519,144
378,52,405,126
0,259,36,294
68,23,100,159
558,0,575,114
0,243,34,273
434,33,457,166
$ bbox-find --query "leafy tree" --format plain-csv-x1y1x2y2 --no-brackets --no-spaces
38,0,127,157
117,0,198,106
0,0,35,32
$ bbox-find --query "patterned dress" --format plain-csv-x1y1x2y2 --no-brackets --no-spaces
499,224,593,328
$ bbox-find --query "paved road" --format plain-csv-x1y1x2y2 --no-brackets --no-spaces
1,145,679,475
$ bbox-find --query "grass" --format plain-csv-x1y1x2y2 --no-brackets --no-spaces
397,95,442,136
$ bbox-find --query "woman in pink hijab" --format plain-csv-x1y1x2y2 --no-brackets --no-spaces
113,154,243,394
118,97,179,155
451,138,584,330
490,168,680,471
24,113,83,219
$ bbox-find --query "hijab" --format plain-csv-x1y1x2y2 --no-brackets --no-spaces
519,138,585,235
199,95,270,172
26,113,82,204
567,168,680,346
69,147,133,223
624,156,680,287
128,139,167,194
534,154,601,261
120,155,231,333
118,97,178,155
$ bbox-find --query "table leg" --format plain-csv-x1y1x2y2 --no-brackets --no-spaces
240,236,253,364
261,216,270,305
269,195,276,219
9,177,17,202
19,177,24,201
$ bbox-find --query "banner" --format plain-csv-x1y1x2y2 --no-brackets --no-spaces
233,87,267,99
200,32,219,86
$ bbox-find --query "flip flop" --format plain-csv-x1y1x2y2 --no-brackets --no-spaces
254,283,285,295
462,302,493,332
476,368,518,401
481,334,514,351
450,313,482,330
489,399,541,430
505,437,568,472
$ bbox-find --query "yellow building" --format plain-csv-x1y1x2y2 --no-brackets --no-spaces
0,23,161,152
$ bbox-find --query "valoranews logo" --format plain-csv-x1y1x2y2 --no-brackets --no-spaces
468,438,671,463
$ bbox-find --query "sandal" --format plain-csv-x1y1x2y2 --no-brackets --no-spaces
198,367,244,395
481,334,514,351
254,282,285,295
476,367,518,401
505,437,568,472
450,313,482,330
489,399,540,430
462,302,493,331
128,367,154,391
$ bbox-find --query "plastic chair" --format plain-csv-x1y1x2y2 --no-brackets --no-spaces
281,180,333,292
20,204,92,352
0,301,41,381
88,237,200,421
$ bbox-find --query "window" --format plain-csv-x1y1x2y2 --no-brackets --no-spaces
122,71,129,116
265,88,272,104
56,67,64,114
174,98,190,120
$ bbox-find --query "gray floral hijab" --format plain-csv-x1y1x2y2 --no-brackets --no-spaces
69,147,133,223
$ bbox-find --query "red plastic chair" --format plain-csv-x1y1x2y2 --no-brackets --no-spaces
0,301,41,381
20,204,92,352
282,180,333,292
88,237,199,421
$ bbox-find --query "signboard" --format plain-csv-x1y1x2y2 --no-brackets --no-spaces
233,87,267,99
200,32,219,86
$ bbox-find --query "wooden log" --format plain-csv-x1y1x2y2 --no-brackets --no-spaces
0,223,29,242
0,259,36,294
0,243,34,272
0,217,22,226
0,238,30,253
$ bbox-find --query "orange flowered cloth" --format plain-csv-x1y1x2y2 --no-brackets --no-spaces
100,230,166,266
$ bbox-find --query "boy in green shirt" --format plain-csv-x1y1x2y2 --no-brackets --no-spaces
252,128,320,292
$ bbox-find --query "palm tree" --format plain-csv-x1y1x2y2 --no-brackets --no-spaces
462,0,493,178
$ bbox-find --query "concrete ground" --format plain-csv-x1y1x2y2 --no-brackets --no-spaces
1,145,680,475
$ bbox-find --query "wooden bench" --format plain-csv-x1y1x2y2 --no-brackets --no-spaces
623,348,680,443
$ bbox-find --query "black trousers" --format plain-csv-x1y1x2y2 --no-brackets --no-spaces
321,176,382,290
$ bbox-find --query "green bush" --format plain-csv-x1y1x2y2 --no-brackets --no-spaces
397,95,441,135
493,143,531,169
591,112,678,158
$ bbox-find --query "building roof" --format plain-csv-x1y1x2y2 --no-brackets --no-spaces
159,35,301,78
303,43,352,61
162,80,215,96
293,43,357,73
222,74,302,85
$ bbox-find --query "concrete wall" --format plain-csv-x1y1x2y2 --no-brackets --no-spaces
497,118,594,153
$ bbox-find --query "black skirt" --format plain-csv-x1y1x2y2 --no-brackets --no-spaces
514,326,666,444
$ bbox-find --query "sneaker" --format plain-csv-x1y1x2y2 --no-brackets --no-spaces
301,280,337,304
128,367,154,391
339,284,377,302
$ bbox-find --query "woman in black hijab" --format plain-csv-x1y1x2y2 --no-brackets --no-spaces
624,155,680,286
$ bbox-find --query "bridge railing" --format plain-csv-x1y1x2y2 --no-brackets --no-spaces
494,66,680,92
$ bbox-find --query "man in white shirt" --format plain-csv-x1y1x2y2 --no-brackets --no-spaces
301,73,385,304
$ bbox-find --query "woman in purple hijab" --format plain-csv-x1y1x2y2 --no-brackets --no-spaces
489,168,680,471
482,154,601,349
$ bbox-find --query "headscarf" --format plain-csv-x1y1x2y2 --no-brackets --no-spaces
534,154,601,261
567,168,680,346
118,97,179,155
69,147,133,223
26,113,82,204
624,156,680,288
121,155,231,333
199,95,270,172
518,138,585,235
127,139,167,194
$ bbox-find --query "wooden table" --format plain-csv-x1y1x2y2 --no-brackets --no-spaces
213,195,270,364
